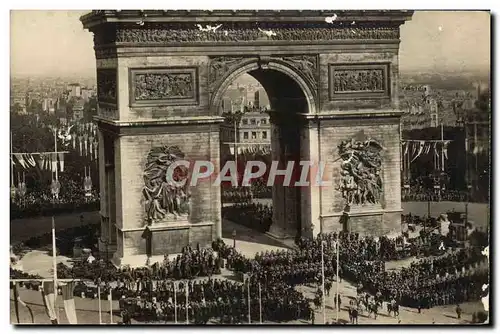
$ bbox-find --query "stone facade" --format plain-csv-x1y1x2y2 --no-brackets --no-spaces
82,10,413,265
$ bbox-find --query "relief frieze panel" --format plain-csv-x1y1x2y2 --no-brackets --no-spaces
129,67,199,107
208,57,248,92
113,26,399,45
329,63,390,100
280,55,319,94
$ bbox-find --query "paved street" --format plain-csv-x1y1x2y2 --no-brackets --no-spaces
10,200,488,324
10,273,484,325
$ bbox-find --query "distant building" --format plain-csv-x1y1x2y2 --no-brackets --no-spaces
72,99,85,120
68,83,82,98
42,98,56,114
220,110,271,159
238,111,271,144
253,89,270,109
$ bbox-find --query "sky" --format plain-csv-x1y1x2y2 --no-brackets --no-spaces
10,10,491,78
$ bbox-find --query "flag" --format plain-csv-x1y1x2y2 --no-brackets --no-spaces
12,282,35,324
26,154,36,167
94,141,98,160
424,142,431,155
38,154,45,170
61,282,78,324
410,141,418,158
72,135,76,150
443,140,451,160
41,282,58,323
403,141,409,157
83,134,88,156
411,141,425,163
58,153,65,172
89,136,94,155
52,153,58,173
15,154,27,169
79,136,83,155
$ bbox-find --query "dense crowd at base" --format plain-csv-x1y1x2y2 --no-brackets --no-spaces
217,231,488,309
401,188,488,203
120,279,311,324
10,180,99,219
11,214,488,324
222,203,272,233
57,245,223,282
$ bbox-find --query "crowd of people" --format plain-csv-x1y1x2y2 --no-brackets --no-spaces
10,210,488,324
401,187,487,203
10,179,99,219
120,279,311,324
221,187,253,204
217,230,488,309
57,245,223,282
222,203,273,233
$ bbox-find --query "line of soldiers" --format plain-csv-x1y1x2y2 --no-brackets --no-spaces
222,202,273,233
224,231,488,309
58,244,223,282
119,278,312,324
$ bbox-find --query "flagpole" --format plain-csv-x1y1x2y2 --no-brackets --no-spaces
474,118,478,188
173,281,177,324
464,119,469,245
10,131,14,188
109,288,113,324
321,240,326,324
247,275,251,324
336,234,339,323
97,284,102,324
185,281,189,325
51,216,58,324
234,116,238,176
439,123,444,172
54,128,58,181
258,282,262,324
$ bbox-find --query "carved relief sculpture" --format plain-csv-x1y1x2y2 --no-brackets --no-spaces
142,146,191,225
130,68,198,106
96,69,117,104
135,73,194,100
114,26,400,45
333,69,384,92
281,55,319,93
329,63,390,100
337,136,384,205
208,57,246,92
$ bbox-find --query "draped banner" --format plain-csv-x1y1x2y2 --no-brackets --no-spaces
79,136,83,155
61,282,78,324
58,153,65,172
41,282,58,323
411,141,425,163
12,282,35,324
94,141,98,160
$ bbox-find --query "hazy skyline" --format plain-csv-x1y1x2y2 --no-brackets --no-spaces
10,10,490,78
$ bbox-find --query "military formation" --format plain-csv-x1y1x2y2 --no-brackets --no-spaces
11,215,489,324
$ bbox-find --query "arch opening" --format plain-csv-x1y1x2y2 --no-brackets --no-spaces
218,68,309,241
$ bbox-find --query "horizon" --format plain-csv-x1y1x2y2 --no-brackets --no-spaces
10,10,491,79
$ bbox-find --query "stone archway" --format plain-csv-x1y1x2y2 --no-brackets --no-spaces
82,10,413,266
212,59,319,241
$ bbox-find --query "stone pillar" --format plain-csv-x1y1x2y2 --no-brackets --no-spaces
299,117,322,238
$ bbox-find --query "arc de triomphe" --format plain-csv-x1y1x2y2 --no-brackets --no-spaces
81,10,413,266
